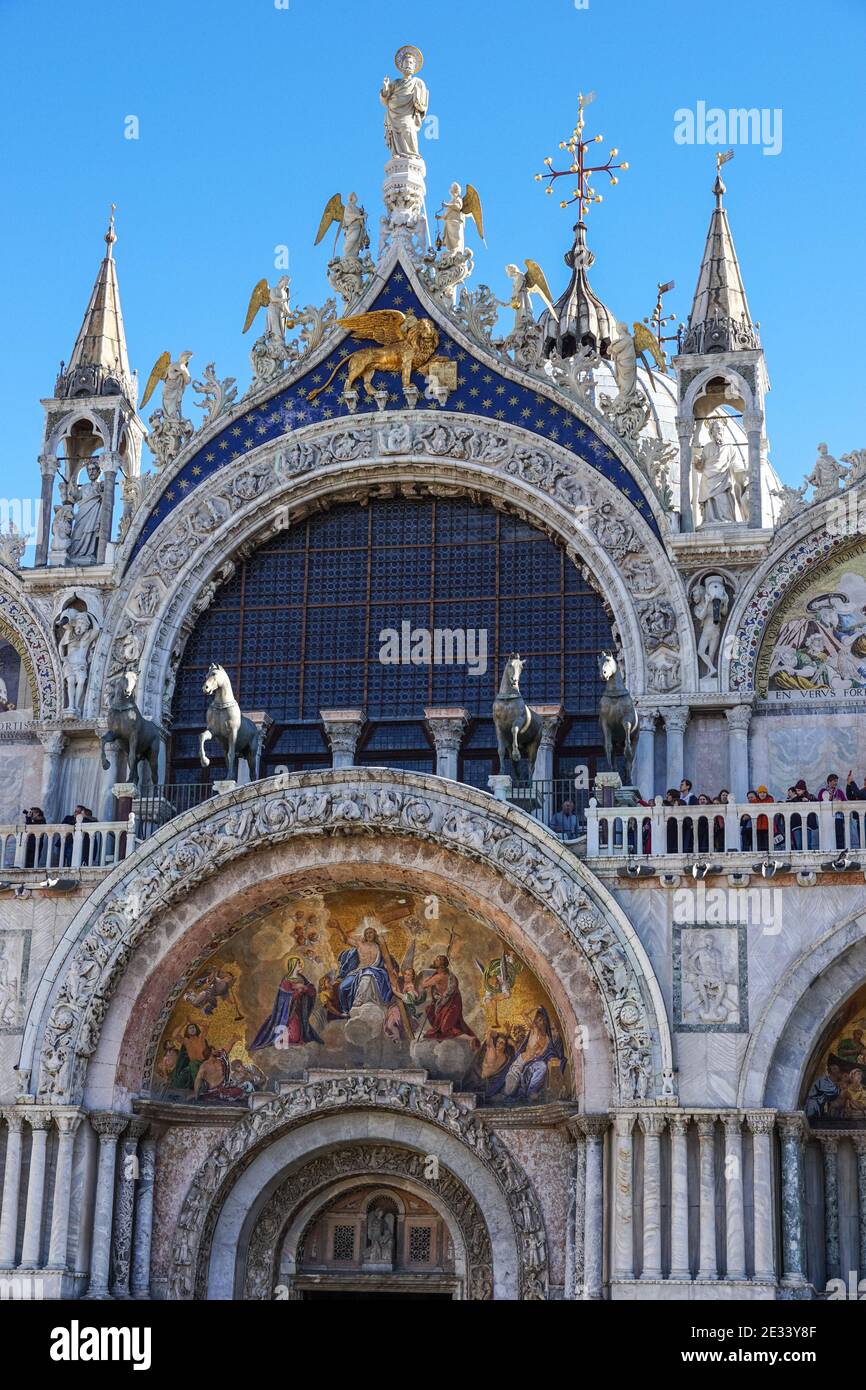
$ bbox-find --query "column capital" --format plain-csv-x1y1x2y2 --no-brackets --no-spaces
663,706,690,734
815,1131,840,1153
123,1117,150,1145
423,707,469,754
0,1108,28,1134
319,708,366,757
721,1111,743,1136
725,703,753,732
777,1112,807,1142
614,1112,635,1137
668,1113,691,1137
90,1111,129,1141
746,1109,776,1136
53,1110,85,1137
637,708,659,732
25,1109,54,1132
572,1114,609,1141
38,452,59,479
852,1133,866,1156
37,729,67,757
534,704,565,749
639,1111,668,1137
696,1114,718,1138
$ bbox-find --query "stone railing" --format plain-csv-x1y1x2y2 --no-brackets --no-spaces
585,798,864,860
0,817,136,874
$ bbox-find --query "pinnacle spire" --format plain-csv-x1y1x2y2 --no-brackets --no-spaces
57,206,134,400
681,157,759,356
540,220,616,359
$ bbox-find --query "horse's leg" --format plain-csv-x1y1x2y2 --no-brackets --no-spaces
199,729,212,769
100,730,117,772
226,731,237,782
128,732,139,789
603,725,614,773
496,732,509,776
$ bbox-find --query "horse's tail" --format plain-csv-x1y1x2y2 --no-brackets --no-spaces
307,354,352,402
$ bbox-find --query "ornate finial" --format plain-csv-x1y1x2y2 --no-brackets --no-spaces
642,280,678,360
535,91,628,219
714,149,733,205
105,203,117,256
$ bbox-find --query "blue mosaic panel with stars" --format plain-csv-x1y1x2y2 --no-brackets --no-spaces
131,266,658,558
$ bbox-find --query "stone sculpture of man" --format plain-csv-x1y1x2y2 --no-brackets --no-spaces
59,611,99,714
380,46,428,158
693,420,740,525
806,442,848,501
67,461,104,565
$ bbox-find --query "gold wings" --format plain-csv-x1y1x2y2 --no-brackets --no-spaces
140,351,171,409
314,192,345,245
337,309,407,346
524,259,557,318
632,320,666,370
463,183,485,240
242,279,270,334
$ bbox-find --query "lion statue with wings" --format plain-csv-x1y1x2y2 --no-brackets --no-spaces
308,308,444,401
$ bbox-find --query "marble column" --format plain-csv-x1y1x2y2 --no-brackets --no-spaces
577,1116,608,1300
47,1110,84,1270
819,1133,840,1283
747,1111,776,1281
743,413,764,529
696,1115,718,1279
423,707,469,782
131,1133,159,1299
111,1118,149,1298
86,1112,128,1299
36,452,58,567
319,708,365,769
669,1114,691,1280
640,1112,666,1279
20,1110,53,1268
38,731,67,824
97,457,119,562
778,1114,807,1288
723,1112,747,1280
533,704,564,785
664,708,690,791
564,1120,585,1300
854,1135,866,1280
0,1109,26,1268
725,705,752,804
612,1113,635,1280
676,418,695,532
634,710,657,801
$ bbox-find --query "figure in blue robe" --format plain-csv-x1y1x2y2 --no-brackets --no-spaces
251,957,322,1049
336,926,396,1014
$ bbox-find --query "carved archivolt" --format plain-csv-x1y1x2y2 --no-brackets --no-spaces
170,1079,543,1301
84,414,694,721
23,770,671,1108
242,1142,493,1301
0,578,62,718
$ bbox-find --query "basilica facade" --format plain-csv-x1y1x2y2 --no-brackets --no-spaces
1,49,865,1302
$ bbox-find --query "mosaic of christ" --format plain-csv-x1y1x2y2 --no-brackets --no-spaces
151,888,571,1109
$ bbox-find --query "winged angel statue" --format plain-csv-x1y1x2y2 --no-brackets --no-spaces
500,261,558,331
307,309,444,401
314,192,370,259
140,351,193,418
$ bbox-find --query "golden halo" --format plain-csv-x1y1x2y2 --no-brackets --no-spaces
394,44,423,72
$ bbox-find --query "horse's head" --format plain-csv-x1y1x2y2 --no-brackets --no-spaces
203,663,224,695
119,670,137,698
505,652,524,689
599,650,618,682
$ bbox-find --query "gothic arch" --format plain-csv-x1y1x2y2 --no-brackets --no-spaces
680,363,759,421
20,769,672,1109
169,1082,544,1300
738,906,866,1109
0,570,61,718
84,421,695,723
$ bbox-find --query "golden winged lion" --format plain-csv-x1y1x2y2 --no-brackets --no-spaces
308,309,442,401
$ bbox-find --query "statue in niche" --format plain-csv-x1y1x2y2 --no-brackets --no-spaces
692,420,744,526
692,574,730,678
58,610,99,714
66,461,104,565
365,1205,396,1265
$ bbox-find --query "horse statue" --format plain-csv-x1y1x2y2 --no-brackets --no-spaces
100,670,163,790
199,663,260,782
598,650,639,785
492,653,542,780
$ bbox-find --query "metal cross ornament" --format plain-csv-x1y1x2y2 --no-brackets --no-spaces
534,91,628,217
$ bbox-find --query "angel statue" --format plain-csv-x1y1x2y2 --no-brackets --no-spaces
600,322,664,443
314,192,369,260
141,351,193,419
499,261,558,332
436,183,484,255
242,276,293,345
380,45,428,159
307,308,442,402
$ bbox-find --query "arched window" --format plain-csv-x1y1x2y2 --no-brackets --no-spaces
170,497,613,787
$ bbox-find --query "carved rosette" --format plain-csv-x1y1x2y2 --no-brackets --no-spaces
167,1079,545,1301
32,771,665,1110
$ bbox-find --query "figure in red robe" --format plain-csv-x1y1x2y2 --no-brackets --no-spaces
422,955,478,1044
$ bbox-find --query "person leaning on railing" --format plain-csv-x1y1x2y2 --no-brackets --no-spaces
818,773,849,849
22,806,46,868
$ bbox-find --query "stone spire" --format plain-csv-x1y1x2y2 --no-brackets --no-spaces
541,220,616,359
680,166,759,356
57,207,135,402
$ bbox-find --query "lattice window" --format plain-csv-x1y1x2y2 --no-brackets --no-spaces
169,497,612,779
331,1224,355,1262
408,1224,433,1264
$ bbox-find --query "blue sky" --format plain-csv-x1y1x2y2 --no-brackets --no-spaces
1,0,864,537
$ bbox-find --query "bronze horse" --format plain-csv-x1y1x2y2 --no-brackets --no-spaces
598,650,639,785
199,664,260,782
493,654,542,780
100,671,162,790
